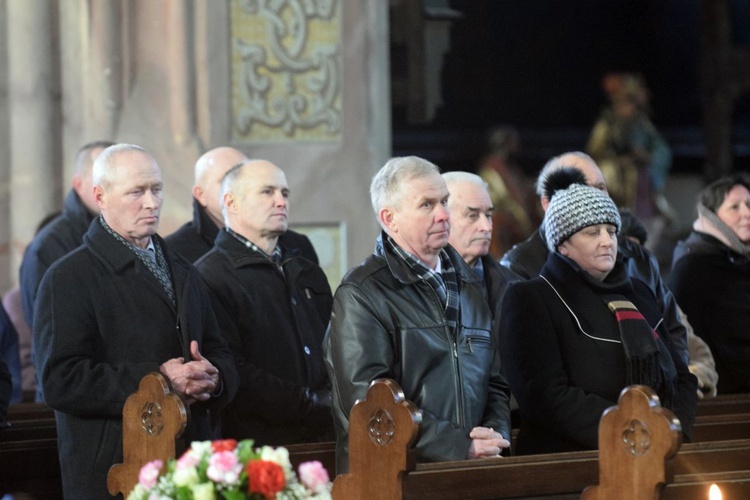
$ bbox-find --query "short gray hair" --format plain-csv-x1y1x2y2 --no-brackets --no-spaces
442,171,488,191
219,161,250,225
370,156,440,227
92,143,148,189
535,151,596,197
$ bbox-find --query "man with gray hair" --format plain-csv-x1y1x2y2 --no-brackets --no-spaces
195,160,334,446
324,156,512,474
443,171,519,326
33,143,239,499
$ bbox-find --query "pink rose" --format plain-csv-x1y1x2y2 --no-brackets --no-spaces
176,448,201,469
206,450,242,485
138,459,163,489
298,460,330,493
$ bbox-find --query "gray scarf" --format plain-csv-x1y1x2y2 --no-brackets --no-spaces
694,203,750,257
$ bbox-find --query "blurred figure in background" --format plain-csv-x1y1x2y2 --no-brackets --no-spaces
587,73,678,228
479,126,542,259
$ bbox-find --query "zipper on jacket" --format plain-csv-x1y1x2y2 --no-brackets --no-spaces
425,280,465,428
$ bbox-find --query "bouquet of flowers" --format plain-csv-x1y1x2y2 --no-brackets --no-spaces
128,439,332,500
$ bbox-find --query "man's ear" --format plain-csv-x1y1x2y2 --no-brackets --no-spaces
558,242,568,256
379,207,396,233
71,175,83,194
193,185,205,206
223,192,236,214
93,185,105,209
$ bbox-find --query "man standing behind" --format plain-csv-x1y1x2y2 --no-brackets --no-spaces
166,146,318,263
324,156,511,474
443,171,520,322
34,144,239,499
195,160,333,446
20,140,114,328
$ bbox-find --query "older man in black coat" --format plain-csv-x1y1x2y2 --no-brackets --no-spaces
34,144,239,500
196,160,333,446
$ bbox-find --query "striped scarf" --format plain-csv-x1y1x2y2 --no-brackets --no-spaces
605,297,676,408
384,235,459,332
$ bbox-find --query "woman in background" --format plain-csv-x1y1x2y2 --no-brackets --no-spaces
668,174,750,394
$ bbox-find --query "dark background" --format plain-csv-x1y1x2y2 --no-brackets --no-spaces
393,0,750,175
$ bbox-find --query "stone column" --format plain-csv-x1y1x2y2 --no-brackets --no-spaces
7,0,62,286
86,0,123,140
0,2,10,291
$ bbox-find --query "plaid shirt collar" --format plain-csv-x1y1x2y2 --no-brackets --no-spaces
227,227,283,264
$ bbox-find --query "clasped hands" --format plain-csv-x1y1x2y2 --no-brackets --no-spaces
160,340,220,405
467,426,511,459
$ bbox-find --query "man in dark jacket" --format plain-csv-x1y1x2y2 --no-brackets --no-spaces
324,156,512,474
195,160,333,446
500,151,688,364
19,140,115,328
165,146,318,264
33,144,239,500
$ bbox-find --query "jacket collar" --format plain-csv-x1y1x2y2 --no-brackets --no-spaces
192,197,220,244
64,189,96,234
215,228,288,268
374,231,480,286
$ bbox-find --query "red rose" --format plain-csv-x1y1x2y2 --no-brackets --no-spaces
212,439,238,453
247,460,286,499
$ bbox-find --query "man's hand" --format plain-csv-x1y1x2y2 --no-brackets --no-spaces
160,341,220,405
467,426,511,459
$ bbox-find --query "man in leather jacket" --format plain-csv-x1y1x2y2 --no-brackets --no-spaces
324,156,512,474
500,151,688,364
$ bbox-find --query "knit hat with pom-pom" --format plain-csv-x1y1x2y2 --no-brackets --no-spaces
543,167,621,252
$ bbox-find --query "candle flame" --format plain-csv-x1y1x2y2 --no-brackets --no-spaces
709,483,722,500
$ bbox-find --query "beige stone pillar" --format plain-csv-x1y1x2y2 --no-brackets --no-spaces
86,0,124,140
0,2,10,291
7,0,62,287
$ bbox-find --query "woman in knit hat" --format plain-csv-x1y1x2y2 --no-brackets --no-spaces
499,167,697,455
668,174,750,394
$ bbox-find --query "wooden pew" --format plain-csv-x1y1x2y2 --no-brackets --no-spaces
3,382,750,498
333,380,750,500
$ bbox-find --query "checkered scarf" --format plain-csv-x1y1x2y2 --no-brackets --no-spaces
99,215,175,305
383,235,459,332
227,227,283,264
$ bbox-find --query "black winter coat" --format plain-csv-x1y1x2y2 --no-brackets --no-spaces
500,252,696,455
33,219,239,500
195,229,333,445
500,226,689,364
669,231,750,393
20,190,94,327
324,234,512,473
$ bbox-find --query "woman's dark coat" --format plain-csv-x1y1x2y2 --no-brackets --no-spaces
500,252,696,455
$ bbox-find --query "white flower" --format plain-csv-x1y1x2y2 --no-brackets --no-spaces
172,465,200,486
191,482,216,500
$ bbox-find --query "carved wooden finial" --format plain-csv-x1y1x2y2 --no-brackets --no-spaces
332,378,422,500
107,371,188,497
582,384,682,500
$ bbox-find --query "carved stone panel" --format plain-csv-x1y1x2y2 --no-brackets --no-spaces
230,0,342,142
